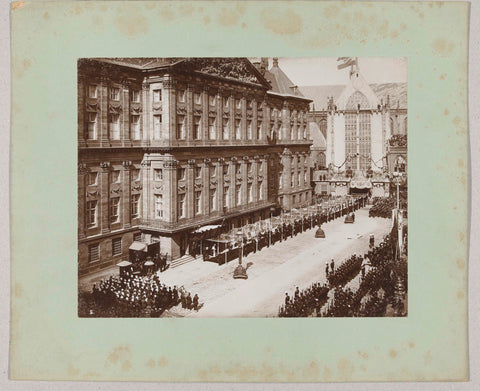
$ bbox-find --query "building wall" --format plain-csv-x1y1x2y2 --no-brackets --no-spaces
78,59,313,275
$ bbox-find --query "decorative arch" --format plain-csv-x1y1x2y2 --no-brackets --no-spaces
346,91,370,110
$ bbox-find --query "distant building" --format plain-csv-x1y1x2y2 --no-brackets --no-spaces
300,62,407,198
78,57,312,275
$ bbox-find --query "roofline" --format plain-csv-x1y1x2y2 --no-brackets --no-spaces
267,91,312,103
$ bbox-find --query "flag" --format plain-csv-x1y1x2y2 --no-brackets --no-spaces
337,57,357,70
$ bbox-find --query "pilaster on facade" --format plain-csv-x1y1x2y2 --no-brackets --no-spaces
78,163,88,239
186,84,195,142
122,160,132,228
100,77,109,147
122,80,130,147
163,75,176,144
99,161,111,234
163,158,178,223
186,159,196,219
141,82,150,144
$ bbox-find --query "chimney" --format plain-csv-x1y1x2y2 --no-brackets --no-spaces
272,57,279,67
260,57,268,75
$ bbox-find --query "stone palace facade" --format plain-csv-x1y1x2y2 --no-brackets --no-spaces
78,57,312,275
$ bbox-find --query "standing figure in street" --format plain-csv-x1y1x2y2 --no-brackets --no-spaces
325,261,329,276
330,259,335,274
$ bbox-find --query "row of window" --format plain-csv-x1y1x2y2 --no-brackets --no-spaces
86,195,140,227
85,169,141,186
169,182,265,219
279,171,309,188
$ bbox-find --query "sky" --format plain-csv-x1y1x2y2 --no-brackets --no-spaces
268,57,408,86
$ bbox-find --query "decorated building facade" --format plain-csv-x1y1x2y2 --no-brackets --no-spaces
301,61,407,198
78,57,312,275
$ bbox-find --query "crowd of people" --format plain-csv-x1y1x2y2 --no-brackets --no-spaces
278,282,329,317
82,272,200,317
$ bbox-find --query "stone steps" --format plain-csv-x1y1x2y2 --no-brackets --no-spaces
170,254,201,269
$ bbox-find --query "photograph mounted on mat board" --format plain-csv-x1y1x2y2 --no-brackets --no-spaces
10,1,468,382
78,56,408,319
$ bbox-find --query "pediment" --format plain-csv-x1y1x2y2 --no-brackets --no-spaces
175,58,271,89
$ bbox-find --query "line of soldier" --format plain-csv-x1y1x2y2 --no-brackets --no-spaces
278,282,330,317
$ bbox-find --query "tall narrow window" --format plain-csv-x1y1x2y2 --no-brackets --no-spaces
177,167,186,181
210,165,216,178
87,112,97,140
86,200,97,227
291,126,295,140
259,182,264,200
209,188,217,211
209,95,216,106
279,172,283,189
176,115,185,140
223,187,229,208
110,170,120,184
223,164,229,176
177,89,185,102
195,166,202,179
88,243,100,263
110,197,120,223
178,193,186,218
236,99,242,109
223,118,229,140
131,114,140,140
247,120,252,140
194,116,201,140
235,119,241,140
236,185,242,206
194,92,202,104
195,191,202,215
298,124,303,140
131,90,140,102
257,121,262,140
87,172,97,186
224,97,229,108
247,162,252,173
112,238,122,256
109,113,120,140
110,87,120,101
154,169,163,181
131,168,140,182
153,114,162,140
236,163,242,176
155,194,163,219
153,89,162,102
88,85,97,98
209,117,216,140
248,183,253,203
131,194,140,218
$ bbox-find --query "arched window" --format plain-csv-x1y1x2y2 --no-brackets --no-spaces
346,91,370,110
394,156,406,173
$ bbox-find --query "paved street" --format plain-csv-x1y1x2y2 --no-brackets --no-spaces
157,207,391,317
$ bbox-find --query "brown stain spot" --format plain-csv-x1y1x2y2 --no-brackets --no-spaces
121,360,131,371
157,357,168,367
357,351,369,360
389,349,398,358
431,38,454,56
444,109,449,116
13,283,23,298
160,6,175,22
459,232,465,243
457,290,465,300
147,359,155,368
23,59,31,70
453,116,461,126
218,8,240,27
203,16,211,25
115,14,149,36
241,22,247,29
424,350,432,364
304,361,319,378
261,8,302,35
82,371,101,380
337,358,354,379
409,342,415,349
439,74,446,80
67,365,80,377
11,1,25,10
43,12,50,20
236,3,246,15
457,257,466,270
458,159,464,168
74,5,83,15
106,345,130,367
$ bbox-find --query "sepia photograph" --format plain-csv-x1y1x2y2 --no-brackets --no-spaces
77,56,408,318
